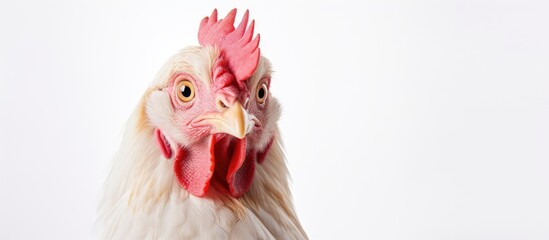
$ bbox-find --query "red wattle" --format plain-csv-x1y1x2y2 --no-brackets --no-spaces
172,136,216,197
226,138,254,197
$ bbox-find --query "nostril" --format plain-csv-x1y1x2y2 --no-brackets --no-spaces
217,99,228,110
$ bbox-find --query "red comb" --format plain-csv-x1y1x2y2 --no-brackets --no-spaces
198,9,260,83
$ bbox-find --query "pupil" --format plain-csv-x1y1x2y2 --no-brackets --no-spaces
181,86,191,98
258,88,265,99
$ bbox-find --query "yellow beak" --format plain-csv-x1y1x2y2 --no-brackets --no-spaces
193,101,254,139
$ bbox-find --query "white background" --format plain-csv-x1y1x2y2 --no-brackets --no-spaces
1,0,548,239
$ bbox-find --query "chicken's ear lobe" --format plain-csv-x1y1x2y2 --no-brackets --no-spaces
155,128,173,159
256,136,274,164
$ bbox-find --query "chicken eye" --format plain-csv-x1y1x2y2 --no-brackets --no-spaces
256,83,268,104
177,80,195,102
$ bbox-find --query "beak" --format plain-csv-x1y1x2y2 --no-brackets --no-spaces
192,101,255,139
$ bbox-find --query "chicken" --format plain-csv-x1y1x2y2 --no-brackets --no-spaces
97,9,308,239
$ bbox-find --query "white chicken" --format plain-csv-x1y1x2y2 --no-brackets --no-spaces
97,9,308,239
